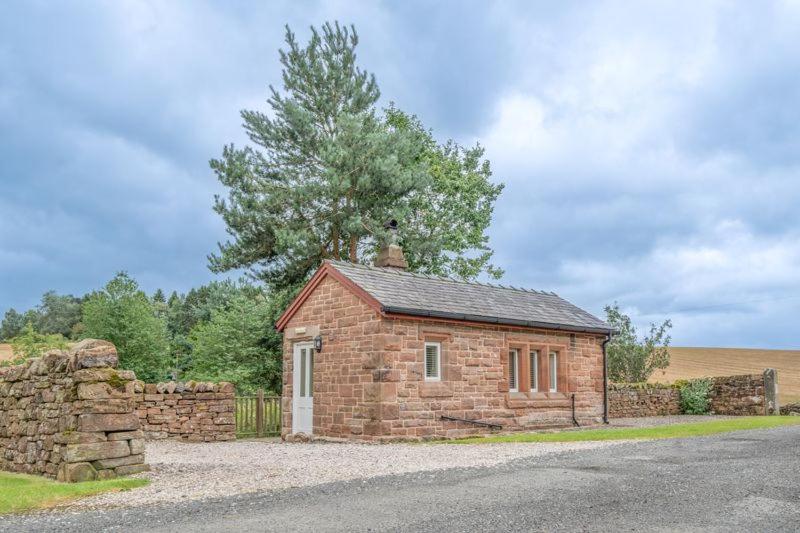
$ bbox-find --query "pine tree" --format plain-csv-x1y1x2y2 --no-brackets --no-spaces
209,22,503,289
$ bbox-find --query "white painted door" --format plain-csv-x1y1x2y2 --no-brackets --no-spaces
292,342,314,434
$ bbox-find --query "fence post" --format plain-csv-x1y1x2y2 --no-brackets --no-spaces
256,389,265,437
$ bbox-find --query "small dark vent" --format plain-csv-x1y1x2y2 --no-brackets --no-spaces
570,334,576,348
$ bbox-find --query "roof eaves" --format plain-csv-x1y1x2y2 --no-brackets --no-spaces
381,305,614,335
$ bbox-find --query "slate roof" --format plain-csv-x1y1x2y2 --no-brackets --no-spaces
327,260,613,334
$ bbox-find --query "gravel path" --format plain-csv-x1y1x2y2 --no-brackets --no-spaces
76,439,623,509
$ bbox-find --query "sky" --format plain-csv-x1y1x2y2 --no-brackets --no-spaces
1,0,799,348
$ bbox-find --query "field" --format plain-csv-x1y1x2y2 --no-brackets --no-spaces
649,347,800,404
0,344,13,363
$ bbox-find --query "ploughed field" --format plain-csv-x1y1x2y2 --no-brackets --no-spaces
650,346,800,403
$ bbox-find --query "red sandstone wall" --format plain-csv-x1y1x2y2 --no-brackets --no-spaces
378,318,605,440
281,275,382,439
281,274,606,441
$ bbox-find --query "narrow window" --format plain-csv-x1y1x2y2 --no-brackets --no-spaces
509,349,519,392
549,351,558,392
308,350,314,397
424,342,441,381
299,348,307,397
529,350,539,392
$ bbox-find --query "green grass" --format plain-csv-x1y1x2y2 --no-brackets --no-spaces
0,472,148,515
446,416,800,444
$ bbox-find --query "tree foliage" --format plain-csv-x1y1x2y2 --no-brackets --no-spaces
81,273,170,383
4,323,68,366
209,22,503,289
0,309,27,341
184,293,282,393
36,291,82,338
605,303,672,383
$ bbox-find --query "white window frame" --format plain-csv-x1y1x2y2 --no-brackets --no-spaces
549,351,558,392
530,350,539,393
509,349,519,392
424,342,441,382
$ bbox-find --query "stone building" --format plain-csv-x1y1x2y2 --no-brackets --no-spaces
277,239,613,441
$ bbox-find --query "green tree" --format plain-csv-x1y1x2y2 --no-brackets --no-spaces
184,293,282,392
604,303,672,383
209,22,503,289
0,309,26,340
82,272,170,382
36,291,82,338
4,322,68,365
384,106,504,279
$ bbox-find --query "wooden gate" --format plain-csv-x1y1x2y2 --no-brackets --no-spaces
235,389,281,437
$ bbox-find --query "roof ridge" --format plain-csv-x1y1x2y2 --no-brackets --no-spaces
327,259,555,297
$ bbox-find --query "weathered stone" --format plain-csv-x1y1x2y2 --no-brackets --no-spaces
69,339,118,369
72,367,120,383
114,464,149,476
129,438,145,454
107,429,144,441
91,453,145,469
96,469,117,480
53,431,107,445
58,461,98,482
77,412,140,433
64,441,131,462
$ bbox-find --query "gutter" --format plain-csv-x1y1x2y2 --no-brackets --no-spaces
602,333,612,424
381,305,614,335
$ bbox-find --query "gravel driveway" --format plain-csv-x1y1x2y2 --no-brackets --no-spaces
77,438,623,508
76,415,725,508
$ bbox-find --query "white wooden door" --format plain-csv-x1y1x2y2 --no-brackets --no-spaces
292,342,314,434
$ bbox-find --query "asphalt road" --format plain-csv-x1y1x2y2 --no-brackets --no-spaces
2,426,799,532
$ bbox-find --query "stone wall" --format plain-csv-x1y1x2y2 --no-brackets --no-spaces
707,374,766,415
282,274,606,441
609,372,772,418
608,383,680,418
780,402,800,415
135,381,236,441
0,340,147,482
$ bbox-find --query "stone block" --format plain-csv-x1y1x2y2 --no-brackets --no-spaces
129,438,145,454
91,453,145,469
65,440,131,463
58,461,97,483
107,430,144,441
77,413,140,433
72,367,121,383
53,431,107,445
114,464,149,476
69,339,118,369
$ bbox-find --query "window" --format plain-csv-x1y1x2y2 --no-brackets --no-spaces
424,342,441,381
509,349,519,392
529,351,539,392
549,351,558,392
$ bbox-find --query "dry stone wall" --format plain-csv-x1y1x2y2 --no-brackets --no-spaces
0,340,147,482
608,383,681,418
135,381,235,441
609,372,773,418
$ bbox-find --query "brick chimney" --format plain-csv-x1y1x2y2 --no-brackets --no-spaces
374,219,408,269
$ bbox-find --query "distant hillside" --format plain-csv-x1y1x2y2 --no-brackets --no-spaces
650,347,800,404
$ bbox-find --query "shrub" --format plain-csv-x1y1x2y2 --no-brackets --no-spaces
680,378,711,414
3,323,69,366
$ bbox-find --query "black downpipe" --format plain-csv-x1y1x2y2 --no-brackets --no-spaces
571,393,580,427
602,334,611,424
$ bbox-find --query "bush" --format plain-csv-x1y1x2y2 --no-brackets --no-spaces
680,379,711,414
3,323,68,366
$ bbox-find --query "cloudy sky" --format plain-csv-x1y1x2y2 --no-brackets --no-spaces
1,1,799,348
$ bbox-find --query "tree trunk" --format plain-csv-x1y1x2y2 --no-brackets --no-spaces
349,235,357,263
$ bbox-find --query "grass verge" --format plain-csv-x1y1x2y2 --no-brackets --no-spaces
0,472,148,515
447,416,800,444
